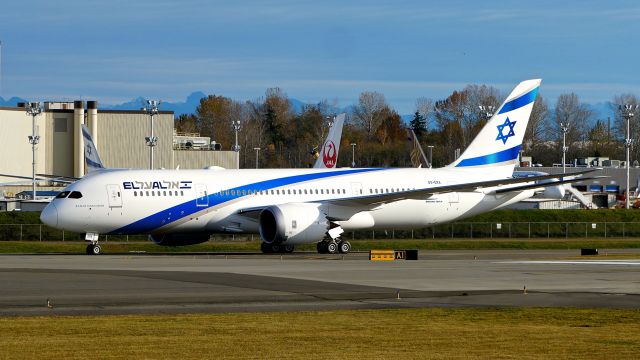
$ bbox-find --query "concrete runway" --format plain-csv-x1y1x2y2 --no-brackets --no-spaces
1,250,639,316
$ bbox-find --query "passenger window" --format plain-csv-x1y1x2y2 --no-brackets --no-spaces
68,191,83,199
181,191,184,196
134,191,137,196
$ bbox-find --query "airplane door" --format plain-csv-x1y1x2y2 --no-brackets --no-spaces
196,184,208,207
106,184,123,208
351,182,363,196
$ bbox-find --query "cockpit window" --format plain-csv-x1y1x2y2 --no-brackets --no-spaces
68,191,83,199
55,191,70,199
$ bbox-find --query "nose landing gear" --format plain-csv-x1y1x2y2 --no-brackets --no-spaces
84,232,101,255
86,243,101,255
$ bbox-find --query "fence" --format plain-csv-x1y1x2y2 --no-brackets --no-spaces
3,222,640,241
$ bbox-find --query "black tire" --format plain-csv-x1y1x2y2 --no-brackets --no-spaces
91,244,101,255
260,242,272,254
327,241,338,254
338,240,351,254
270,244,282,253
283,244,295,253
316,242,327,254
85,244,93,255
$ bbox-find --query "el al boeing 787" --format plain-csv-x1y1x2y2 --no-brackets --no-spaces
40,79,594,255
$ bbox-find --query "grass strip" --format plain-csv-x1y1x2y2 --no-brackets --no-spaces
1,308,639,359
2,238,640,254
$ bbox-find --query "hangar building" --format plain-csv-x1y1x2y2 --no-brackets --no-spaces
0,100,235,186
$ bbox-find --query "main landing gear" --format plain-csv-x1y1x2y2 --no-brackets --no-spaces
84,232,101,255
260,242,295,254
316,239,351,254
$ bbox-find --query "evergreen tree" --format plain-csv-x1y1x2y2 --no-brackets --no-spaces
409,110,427,137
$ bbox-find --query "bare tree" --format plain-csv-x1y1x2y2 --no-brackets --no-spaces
353,91,387,135
523,96,549,151
552,93,592,161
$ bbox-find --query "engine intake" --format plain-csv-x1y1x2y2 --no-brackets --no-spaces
259,204,329,245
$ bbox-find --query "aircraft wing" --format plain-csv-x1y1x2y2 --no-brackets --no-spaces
493,176,604,194
234,169,597,218
326,169,597,207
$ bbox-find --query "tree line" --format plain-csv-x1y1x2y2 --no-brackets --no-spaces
174,86,640,168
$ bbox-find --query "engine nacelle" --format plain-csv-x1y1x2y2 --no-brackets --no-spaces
543,184,566,199
259,203,329,245
149,232,211,246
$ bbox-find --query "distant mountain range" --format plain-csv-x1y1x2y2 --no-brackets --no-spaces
0,96,26,107
0,93,617,125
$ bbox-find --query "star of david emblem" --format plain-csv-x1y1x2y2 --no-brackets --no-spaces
496,117,516,145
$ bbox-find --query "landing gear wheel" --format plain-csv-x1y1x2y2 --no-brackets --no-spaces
283,244,295,253
260,242,272,254
338,240,351,254
86,244,101,255
317,241,328,254
270,244,282,253
326,241,338,254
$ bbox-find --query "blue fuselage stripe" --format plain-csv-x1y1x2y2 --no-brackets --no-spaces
456,145,521,167
498,87,539,114
109,168,384,234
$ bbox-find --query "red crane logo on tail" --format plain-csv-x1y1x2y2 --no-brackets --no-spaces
322,140,337,168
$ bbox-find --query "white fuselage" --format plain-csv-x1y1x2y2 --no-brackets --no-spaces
41,167,533,244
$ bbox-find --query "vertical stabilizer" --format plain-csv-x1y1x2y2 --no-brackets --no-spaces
449,79,541,178
82,124,105,173
314,113,345,168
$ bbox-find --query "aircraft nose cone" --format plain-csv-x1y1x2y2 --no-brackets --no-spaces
40,203,58,228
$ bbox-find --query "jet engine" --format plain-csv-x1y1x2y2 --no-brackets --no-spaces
259,203,329,245
149,232,211,246
542,184,566,199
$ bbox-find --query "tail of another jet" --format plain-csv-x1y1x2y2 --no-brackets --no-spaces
448,79,541,178
82,124,105,173
314,113,345,169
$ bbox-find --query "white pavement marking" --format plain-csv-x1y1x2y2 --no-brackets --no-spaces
498,260,640,266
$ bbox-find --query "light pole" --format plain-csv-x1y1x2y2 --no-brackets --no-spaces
25,102,42,200
560,122,570,174
232,120,241,169
620,104,638,209
253,147,261,169
427,145,434,168
350,143,356,167
143,100,160,170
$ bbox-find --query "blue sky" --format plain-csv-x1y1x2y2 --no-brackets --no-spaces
1,0,639,114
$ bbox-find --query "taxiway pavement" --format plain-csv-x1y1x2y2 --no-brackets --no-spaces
1,250,638,316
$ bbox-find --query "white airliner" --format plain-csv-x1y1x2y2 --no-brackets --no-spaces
40,79,594,255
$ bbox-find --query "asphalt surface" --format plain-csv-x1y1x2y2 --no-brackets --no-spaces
1,249,639,316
